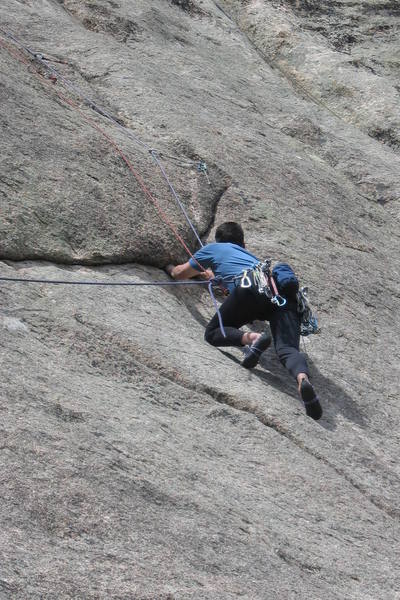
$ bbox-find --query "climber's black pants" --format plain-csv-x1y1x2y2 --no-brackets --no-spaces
205,285,309,380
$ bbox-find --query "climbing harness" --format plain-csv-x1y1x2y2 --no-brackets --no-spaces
0,29,320,344
239,260,287,307
236,261,319,337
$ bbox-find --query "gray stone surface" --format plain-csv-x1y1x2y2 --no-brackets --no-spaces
222,0,400,147
1,1,400,598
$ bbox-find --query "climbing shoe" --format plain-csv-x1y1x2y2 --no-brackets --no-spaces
241,332,272,369
300,379,322,420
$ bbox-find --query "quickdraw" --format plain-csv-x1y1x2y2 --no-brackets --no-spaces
238,262,319,336
297,287,319,336
239,270,252,288
240,260,287,307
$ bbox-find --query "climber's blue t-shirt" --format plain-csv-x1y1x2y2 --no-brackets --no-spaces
189,242,260,292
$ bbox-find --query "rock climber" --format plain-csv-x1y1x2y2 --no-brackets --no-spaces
166,221,322,420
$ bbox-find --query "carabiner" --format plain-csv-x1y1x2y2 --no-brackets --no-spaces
272,295,287,307
240,270,252,288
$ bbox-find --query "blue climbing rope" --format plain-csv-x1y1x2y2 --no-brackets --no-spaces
208,281,227,338
150,149,204,248
0,28,226,335
0,275,212,286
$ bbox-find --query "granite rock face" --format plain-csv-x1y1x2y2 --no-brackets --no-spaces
223,0,400,148
1,1,400,598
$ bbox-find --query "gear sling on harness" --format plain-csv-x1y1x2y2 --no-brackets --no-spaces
237,260,319,336
238,260,287,307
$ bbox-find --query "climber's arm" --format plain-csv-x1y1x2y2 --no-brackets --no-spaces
165,262,214,281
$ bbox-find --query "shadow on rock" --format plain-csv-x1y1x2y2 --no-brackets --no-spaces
219,347,368,431
303,356,369,431
169,285,367,430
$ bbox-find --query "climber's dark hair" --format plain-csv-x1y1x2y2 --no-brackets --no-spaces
215,222,245,247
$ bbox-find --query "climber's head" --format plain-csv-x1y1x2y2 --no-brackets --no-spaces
215,222,245,248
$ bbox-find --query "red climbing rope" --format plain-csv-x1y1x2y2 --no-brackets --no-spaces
0,34,204,268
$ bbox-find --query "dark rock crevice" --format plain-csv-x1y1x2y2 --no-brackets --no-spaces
284,0,400,17
168,0,207,17
54,0,143,43
368,126,400,150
